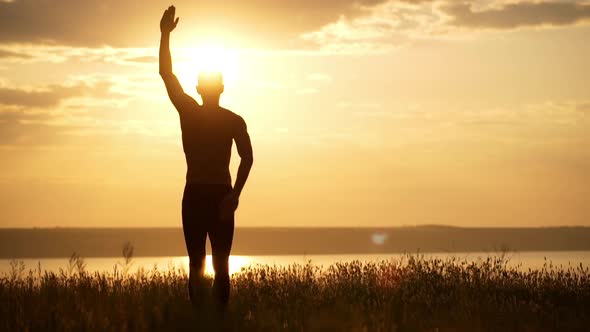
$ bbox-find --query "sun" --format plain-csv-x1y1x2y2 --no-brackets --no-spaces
174,44,240,90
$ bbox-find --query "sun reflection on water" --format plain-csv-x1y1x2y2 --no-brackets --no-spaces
3,252,587,277
174,255,253,276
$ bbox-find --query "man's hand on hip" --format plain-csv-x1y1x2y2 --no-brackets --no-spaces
220,191,239,220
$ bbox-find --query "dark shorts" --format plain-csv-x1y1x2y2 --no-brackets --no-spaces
182,183,234,269
181,183,234,305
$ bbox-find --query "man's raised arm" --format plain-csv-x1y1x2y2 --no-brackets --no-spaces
159,6,198,110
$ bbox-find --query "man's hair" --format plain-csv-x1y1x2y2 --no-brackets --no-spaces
198,71,223,87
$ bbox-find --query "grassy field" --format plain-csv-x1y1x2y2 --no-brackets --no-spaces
1,253,589,332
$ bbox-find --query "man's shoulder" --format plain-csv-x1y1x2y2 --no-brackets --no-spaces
220,107,245,123
177,99,201,115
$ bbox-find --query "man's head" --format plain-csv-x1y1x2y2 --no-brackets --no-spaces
197,71,224,106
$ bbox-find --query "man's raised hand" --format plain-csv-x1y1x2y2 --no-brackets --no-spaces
160,5,179,33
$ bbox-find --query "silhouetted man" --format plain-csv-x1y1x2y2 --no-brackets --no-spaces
159,6,253,310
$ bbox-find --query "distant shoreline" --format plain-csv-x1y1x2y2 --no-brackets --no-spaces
1,226,589,258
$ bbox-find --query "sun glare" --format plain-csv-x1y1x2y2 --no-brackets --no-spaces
175,44,240,90
177,255,253,276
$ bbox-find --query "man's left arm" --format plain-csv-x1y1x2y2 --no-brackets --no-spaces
221,116,253,218
233,117,253,197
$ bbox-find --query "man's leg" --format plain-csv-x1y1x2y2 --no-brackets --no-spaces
209,190,235,309
181,184,208,304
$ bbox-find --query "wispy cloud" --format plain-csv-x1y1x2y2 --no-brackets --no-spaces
0,44,158,65
0,0,387,48
307,73,332,81
576,102,590,113
0,48,31,60
347,100,589,132
296,88,319,95
2,1,588,56
302,1,590,53
0,77,150,147
0,78,123,108
445,1,590,30
0,83,91,108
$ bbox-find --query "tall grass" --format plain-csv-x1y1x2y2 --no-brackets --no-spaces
1,253,589,331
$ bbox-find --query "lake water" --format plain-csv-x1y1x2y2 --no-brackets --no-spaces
2,251,590,276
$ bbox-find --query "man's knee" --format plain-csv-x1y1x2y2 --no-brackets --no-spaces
189,256,206,274
212,257,229,275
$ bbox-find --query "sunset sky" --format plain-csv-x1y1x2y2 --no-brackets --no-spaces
1,0,589,228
